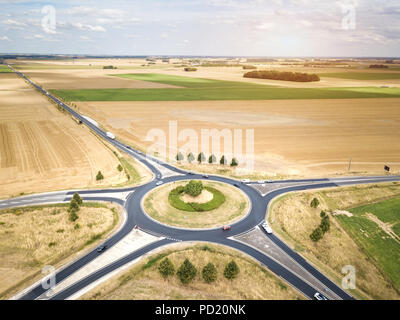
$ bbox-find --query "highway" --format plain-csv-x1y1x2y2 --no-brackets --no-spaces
4,64,400,300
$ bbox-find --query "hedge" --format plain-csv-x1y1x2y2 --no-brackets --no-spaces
168,186,225,212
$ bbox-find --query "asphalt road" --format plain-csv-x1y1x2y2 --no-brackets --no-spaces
5,64,400,301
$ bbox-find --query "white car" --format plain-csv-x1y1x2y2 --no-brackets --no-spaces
314,292,328,300
262,222,273,234
241,179,250,184
156,181,163,186
257,180,264,184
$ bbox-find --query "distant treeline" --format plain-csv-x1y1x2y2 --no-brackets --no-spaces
244,70,320,82
103,65,117,69
242,65,257,70
369,64,389,69
184,67,197,71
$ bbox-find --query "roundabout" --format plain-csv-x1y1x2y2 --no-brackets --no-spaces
142,180,250,229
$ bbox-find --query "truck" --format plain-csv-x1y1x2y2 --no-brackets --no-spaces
106,132,115,140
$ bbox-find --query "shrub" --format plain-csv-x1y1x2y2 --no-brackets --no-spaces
177,259,197,284
69,198,80,212
74,223,80,230
198,152,206,164
220,155,227,165
96,171,104,181
310,198,319,208
187,152,195,163
244,70,320,82
176,152,184,162
117,164,123,172
224,260,240,280
72,193,83,205
169,186,225,212
320,216,331,233
209,154,216,164
185,180,203,197
202,263,218,283
230,157,239,167
310,226,324,242
69,209,79,222
158,258,175,279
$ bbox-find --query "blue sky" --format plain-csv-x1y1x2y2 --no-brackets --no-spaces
0,0,399,57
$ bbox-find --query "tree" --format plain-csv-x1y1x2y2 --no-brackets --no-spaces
185,180,203,197
68,198,80,212
220,155,227,165
310,226,323,242
96,171,104,181
176,152,184,162
117,164,123,172
69,210,79,222
72,193,83,205
310,198,320,208
230,157,239,167
209,154,216,164
202,263,218,283
177,259,197,284
320,216,330,233
198,152,206,164
158,258,175,279
223,260,240,280
187,152,195,163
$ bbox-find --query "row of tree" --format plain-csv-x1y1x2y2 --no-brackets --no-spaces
176,152,239,167
68,193,83,222
159,257,240,284
310,211,331,242
244,70,320,82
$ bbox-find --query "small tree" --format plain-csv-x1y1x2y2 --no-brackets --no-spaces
223,260,240,280
69,209,79,222
320,216,331,233
220,155,227,165
68,198,80,212
230,157,239,167
177,259,197,284
72,193,83,205
198,152,206,164
187,152,195,163
209,154,216,164
185,180,203,197
310,226,323,242
202,263,218,283
96,171,104,181
176,152,184,162
158,258,175,279
310,198,320,208
117,164,123,172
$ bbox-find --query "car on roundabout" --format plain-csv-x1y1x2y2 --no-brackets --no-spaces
222,225,231,231
262,222,273,234
156,180,163,186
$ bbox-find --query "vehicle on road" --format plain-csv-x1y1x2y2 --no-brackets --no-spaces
262,222,273,234
314,292,328,300
222,225,231,231
157,174,161,179
202,174,209,178
106,131,115,140
241,179,250,184
156,181,163,186
233,183,240,188
96,245,107,252
266,180,273,183
258,180,264,184
188,172,195,175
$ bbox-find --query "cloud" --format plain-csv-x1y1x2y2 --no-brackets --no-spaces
2,18,26,27
0,35,11,41
71,23,106,32
256,22,275,30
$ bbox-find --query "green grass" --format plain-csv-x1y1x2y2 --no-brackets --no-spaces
0,65,12,73
51,86,400,102
319,72,400,80
336,197,400,292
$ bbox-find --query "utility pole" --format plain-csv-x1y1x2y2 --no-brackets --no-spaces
348,157,352,172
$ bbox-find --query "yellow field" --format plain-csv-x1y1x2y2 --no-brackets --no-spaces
0,202,121,299
75,98,400,177
0,73,130,198
268,183,400,300
81,242,304,300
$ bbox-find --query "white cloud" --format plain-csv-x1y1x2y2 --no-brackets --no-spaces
0,35,11,41
2,18,26,26
72,23,106,32
256,22,275,30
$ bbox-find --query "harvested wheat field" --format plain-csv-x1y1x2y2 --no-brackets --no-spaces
0,202,121,299
0,73,129,198
81,242,304,300
75,98,400,177
268,182,400,300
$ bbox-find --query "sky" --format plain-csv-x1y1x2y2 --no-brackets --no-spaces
0,0,399,57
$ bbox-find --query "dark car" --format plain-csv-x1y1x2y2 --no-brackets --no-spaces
96,245,107,252
188,172,195,175
233,184,240,188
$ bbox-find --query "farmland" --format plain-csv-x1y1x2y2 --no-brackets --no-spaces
319,72,400,80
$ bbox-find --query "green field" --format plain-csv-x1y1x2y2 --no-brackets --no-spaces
319,72,400,80
336,197,400,291
0,65,12,73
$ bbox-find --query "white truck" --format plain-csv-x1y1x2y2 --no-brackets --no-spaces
106,132,115,140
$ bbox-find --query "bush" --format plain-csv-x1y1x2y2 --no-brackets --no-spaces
209,154,216,164
309,211,331,241
220,155,227,165
177,259,197,284
202,263,218,283
117,164,123,172
69,209,79,222
198,152,206,164
244,70,320,82
176,152,184,162
74,223,80,230
185,180,203,197
224,260,240,280
310,198,319,208
158,258,175,279
69,198,80,212
96,171,104,181
310,226,324,242
72,193,83,205
320,216,330,233
230,157,239,167
169,186,225,212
